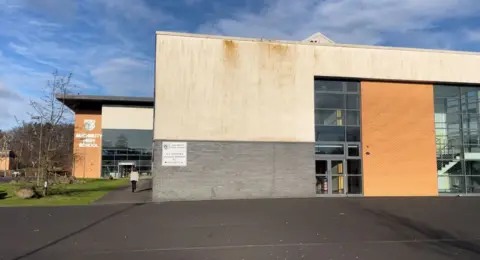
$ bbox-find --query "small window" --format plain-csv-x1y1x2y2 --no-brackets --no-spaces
346,127,361,142
346,94,360,109
434,85,460,98
347,159,362,175
314,80,344,92
346,82,359,93
346,111,360,126
315,144,344,155
315,93,345,109
347,144,360,157
315,110,344,126
316,126,345,142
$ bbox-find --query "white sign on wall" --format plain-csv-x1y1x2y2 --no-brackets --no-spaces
76,133,102,148
75,119,101,148
162,142,187,166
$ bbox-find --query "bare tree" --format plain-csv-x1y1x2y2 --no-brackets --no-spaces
29,71,76,192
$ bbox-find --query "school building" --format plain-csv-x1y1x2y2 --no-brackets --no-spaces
59,31,480,201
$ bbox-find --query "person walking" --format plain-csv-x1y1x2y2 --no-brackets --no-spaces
130,167,139,193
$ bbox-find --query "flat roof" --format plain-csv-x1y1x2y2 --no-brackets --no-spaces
56,94,154,111
156,31,480,56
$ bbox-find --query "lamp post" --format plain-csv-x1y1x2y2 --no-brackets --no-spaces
31,116,43,187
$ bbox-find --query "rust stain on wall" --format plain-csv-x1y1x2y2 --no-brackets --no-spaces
269,43,289,56
259,42,289,57
223,40,238,66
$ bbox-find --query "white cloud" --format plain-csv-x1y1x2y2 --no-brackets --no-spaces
0,81,29,130
198,0,480,47
91,57,153,96
465,29,480,43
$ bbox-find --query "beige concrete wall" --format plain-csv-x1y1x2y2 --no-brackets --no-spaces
102,106,153,130
155,32,480,142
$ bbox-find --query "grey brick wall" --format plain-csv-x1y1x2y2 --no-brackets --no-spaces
152,141,315,201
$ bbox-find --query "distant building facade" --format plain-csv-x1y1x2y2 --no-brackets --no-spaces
0,150,16,171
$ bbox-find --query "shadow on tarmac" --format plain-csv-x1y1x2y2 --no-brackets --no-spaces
11,203,146,260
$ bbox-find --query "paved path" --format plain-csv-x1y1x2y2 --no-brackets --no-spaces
1,197,480,260
94,178,152,205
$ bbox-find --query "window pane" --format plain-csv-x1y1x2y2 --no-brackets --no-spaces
127,155,140,161
437,160,462,175
315,160,328,175
461,97,479,114
461,87,480,95
315,93,344,109
466,176,480,193
346,82,359,93
346,94,360,109
462,115,479,130
315,144,344,155
464,144,480,154
446,98,460,113
347,176,362,194
463,131,479,145
102,155,115,161
102,160,115,166
434,85,460,98
115,155,127,161
348,144,360,156
316,176,328,194
314,80,344,92
102,129,153,149
116,149,128,155
346,127,361,142
434,98,446,114
347,159,362,174
315,110,344,126
316,126,345,142
346,111,360,126
331,160,344,175
347,144,360,157
446,114,461,124
438,176,465,193
331,175,345,194
436,144,462,160
465,161,480,175
436,98,460,113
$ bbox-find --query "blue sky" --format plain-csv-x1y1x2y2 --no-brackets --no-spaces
1,0,480,130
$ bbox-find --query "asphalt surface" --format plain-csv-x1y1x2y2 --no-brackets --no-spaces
1,197,480,260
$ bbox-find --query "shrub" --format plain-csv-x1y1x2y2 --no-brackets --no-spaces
15,187,36,199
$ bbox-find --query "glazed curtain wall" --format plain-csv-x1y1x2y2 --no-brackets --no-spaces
101,129,153,177
434,85,480,194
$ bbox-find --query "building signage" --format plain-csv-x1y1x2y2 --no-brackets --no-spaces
76,133,102,148
75,119,101,148
162,142,187,166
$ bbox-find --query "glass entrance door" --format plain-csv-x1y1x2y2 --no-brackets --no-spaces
315,159,347,195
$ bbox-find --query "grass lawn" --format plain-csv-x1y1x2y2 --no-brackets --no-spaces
0,178,129,207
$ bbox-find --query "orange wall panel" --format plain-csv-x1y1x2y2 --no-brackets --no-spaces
361,81,437,196
73,111,102,178
0,157,11,171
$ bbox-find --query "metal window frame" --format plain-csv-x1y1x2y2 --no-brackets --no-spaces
314,78,363,197
435,85,480,196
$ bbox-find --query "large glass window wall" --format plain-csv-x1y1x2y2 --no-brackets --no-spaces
101,129,153,177
434,85,480,194
314,79,362,195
